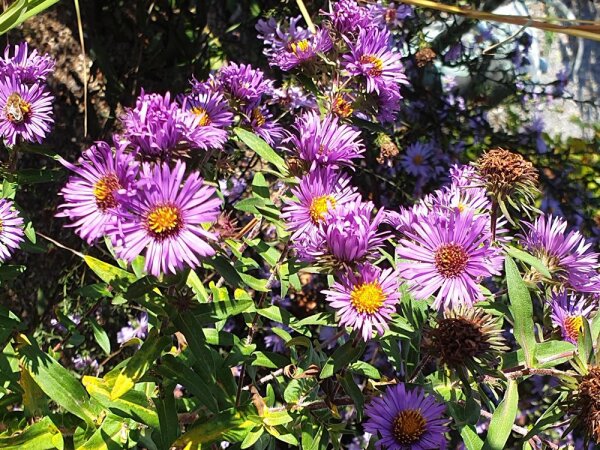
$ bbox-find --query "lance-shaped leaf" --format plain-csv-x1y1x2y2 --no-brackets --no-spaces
84,256,137,291
17,334,100,426
234,127,287,175
482,380,519,450
77,414,128,450
173,408,256,447
83,376,159,428
110,330,170,400
505,256,536,367
0,416,63,450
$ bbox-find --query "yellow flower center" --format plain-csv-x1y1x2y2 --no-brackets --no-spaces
435,243,469,278
0,218,3,234
5,92,31,124
359,54,384,77
191,106,212,126
291,39,310,55
332,95,353,118
392,409,427,445
350,281,385,314
564,315,583,342
309,195,336,224
93,173,121,211
251,108,266,127
146,205,182,239
457,202,466,213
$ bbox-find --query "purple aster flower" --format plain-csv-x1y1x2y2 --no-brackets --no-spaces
181,85,233,134
263,323,292,353
1,41,55,84
122,90,220,158
364,383,448,450
368,1,413,28
72,355,99,372
109,161,221,277
318,200,387,265
281,166,360,238
0,74,53,145
219,177,247,199
397,210,499,310
375,89,402,124
324,0,373,35
273,85,317,111
257,16,311,59
212,62,274,109
241,104,285,146
322,263,400,341
343,27,407,95
521,215,600,293
549,291,595,344
273,27,333,71
117,312,149,344
289,111,364,167
57,141,138,244
0,199,24,262
400,142,435,179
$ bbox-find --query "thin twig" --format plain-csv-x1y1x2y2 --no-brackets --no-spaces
73,0,88,136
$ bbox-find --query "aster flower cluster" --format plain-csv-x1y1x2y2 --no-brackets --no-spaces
0,42,54,146
256,0,409,124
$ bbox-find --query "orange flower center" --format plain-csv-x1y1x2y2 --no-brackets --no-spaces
392,409,427,445
93,173,121,211
251,108,266,127
5,92,31,124
350,282,385,314
435,244,469,278
309,195,336,224
146,205,182,239
359,54,384,77
332,95,353,118
191,106,212,126
413,154,424,165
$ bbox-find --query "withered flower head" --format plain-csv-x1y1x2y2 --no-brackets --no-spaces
422,306,508,376
375,132,399,165
415,47,437,68
574,366,600,444
212,211,239,241
475,148,540,223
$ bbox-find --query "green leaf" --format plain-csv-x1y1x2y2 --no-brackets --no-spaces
578,317,593,367
234,127,287,174
110,330,170,400
158,355,220,413
0,416,63,450
77,414,127,450
174,408,255,447
154,386,180,450
0,0,27,35
460,425,483,450
18,334,99,426
263,410,293,426
505,246,551,279
84,256,137,291
82,376,159,428
320,339,366,379
89,318,111,355
348,361,380,380
340,371,364,420
502,340,574,369
482,380,519,450
505,256,536,367
241,427,264,449
252,351,290,369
